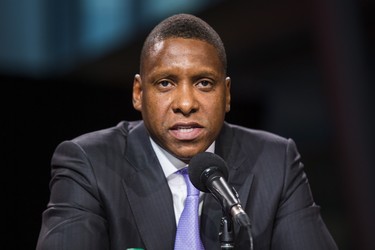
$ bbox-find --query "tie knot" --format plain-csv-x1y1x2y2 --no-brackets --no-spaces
179,167,188,176
180,167,199,196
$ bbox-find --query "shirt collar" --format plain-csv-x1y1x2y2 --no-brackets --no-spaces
149,137,215,179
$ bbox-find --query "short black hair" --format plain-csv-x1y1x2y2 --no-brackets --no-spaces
140,13,227,74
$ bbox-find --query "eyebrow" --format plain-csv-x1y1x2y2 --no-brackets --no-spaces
151,68,220,79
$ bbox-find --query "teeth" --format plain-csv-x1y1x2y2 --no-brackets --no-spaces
178,127,193,133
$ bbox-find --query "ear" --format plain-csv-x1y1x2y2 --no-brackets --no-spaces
132,74,143,111
225,77,231,113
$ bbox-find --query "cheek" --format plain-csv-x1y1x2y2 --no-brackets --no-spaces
204,93,227,113
201,99,227,130
143,94,170,119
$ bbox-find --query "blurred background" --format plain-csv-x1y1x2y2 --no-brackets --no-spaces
4,0,374,249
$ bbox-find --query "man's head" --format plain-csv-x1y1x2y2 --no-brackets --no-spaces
133,13,231,162
140,13,227,75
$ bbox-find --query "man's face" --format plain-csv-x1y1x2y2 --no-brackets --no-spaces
133,38,231,162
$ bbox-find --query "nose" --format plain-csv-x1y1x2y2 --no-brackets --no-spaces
172,84,198,116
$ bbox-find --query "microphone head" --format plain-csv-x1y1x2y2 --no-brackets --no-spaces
188,152,229,192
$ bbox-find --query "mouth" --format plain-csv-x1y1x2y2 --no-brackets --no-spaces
169,123,204,140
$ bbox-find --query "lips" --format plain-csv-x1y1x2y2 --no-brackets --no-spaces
169,123,203,140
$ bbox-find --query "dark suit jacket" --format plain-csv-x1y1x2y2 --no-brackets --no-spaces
36,121,338,250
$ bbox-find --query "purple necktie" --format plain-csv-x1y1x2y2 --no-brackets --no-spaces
174,168,205,250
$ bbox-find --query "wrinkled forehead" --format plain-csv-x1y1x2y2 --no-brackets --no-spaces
142,37,225,74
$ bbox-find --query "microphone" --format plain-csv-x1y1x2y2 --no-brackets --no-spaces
188,152,251,227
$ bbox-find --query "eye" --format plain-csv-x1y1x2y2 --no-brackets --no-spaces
196,80,214,90
156,79,174,91
159,80,171,87
158,80,172,88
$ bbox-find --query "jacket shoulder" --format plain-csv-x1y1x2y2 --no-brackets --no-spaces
72,120,140,143
53,120,142,153
224,122,290,146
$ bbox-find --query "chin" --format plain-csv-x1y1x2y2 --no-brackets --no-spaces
170,143,209,162
175,151,203,163
173,153,193,163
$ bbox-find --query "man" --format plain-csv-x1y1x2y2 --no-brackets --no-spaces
36,13,338,249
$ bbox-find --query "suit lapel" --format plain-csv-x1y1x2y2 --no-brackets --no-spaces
201,122,255,248
122,123,176,250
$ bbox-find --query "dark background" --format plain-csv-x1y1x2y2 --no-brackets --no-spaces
4,0,374,249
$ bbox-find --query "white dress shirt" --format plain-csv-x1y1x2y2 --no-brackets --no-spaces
149,137,215,225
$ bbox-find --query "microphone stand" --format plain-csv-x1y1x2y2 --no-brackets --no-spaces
219,214,235,249
218,187,254,250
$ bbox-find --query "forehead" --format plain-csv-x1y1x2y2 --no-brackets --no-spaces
143,37,224,72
